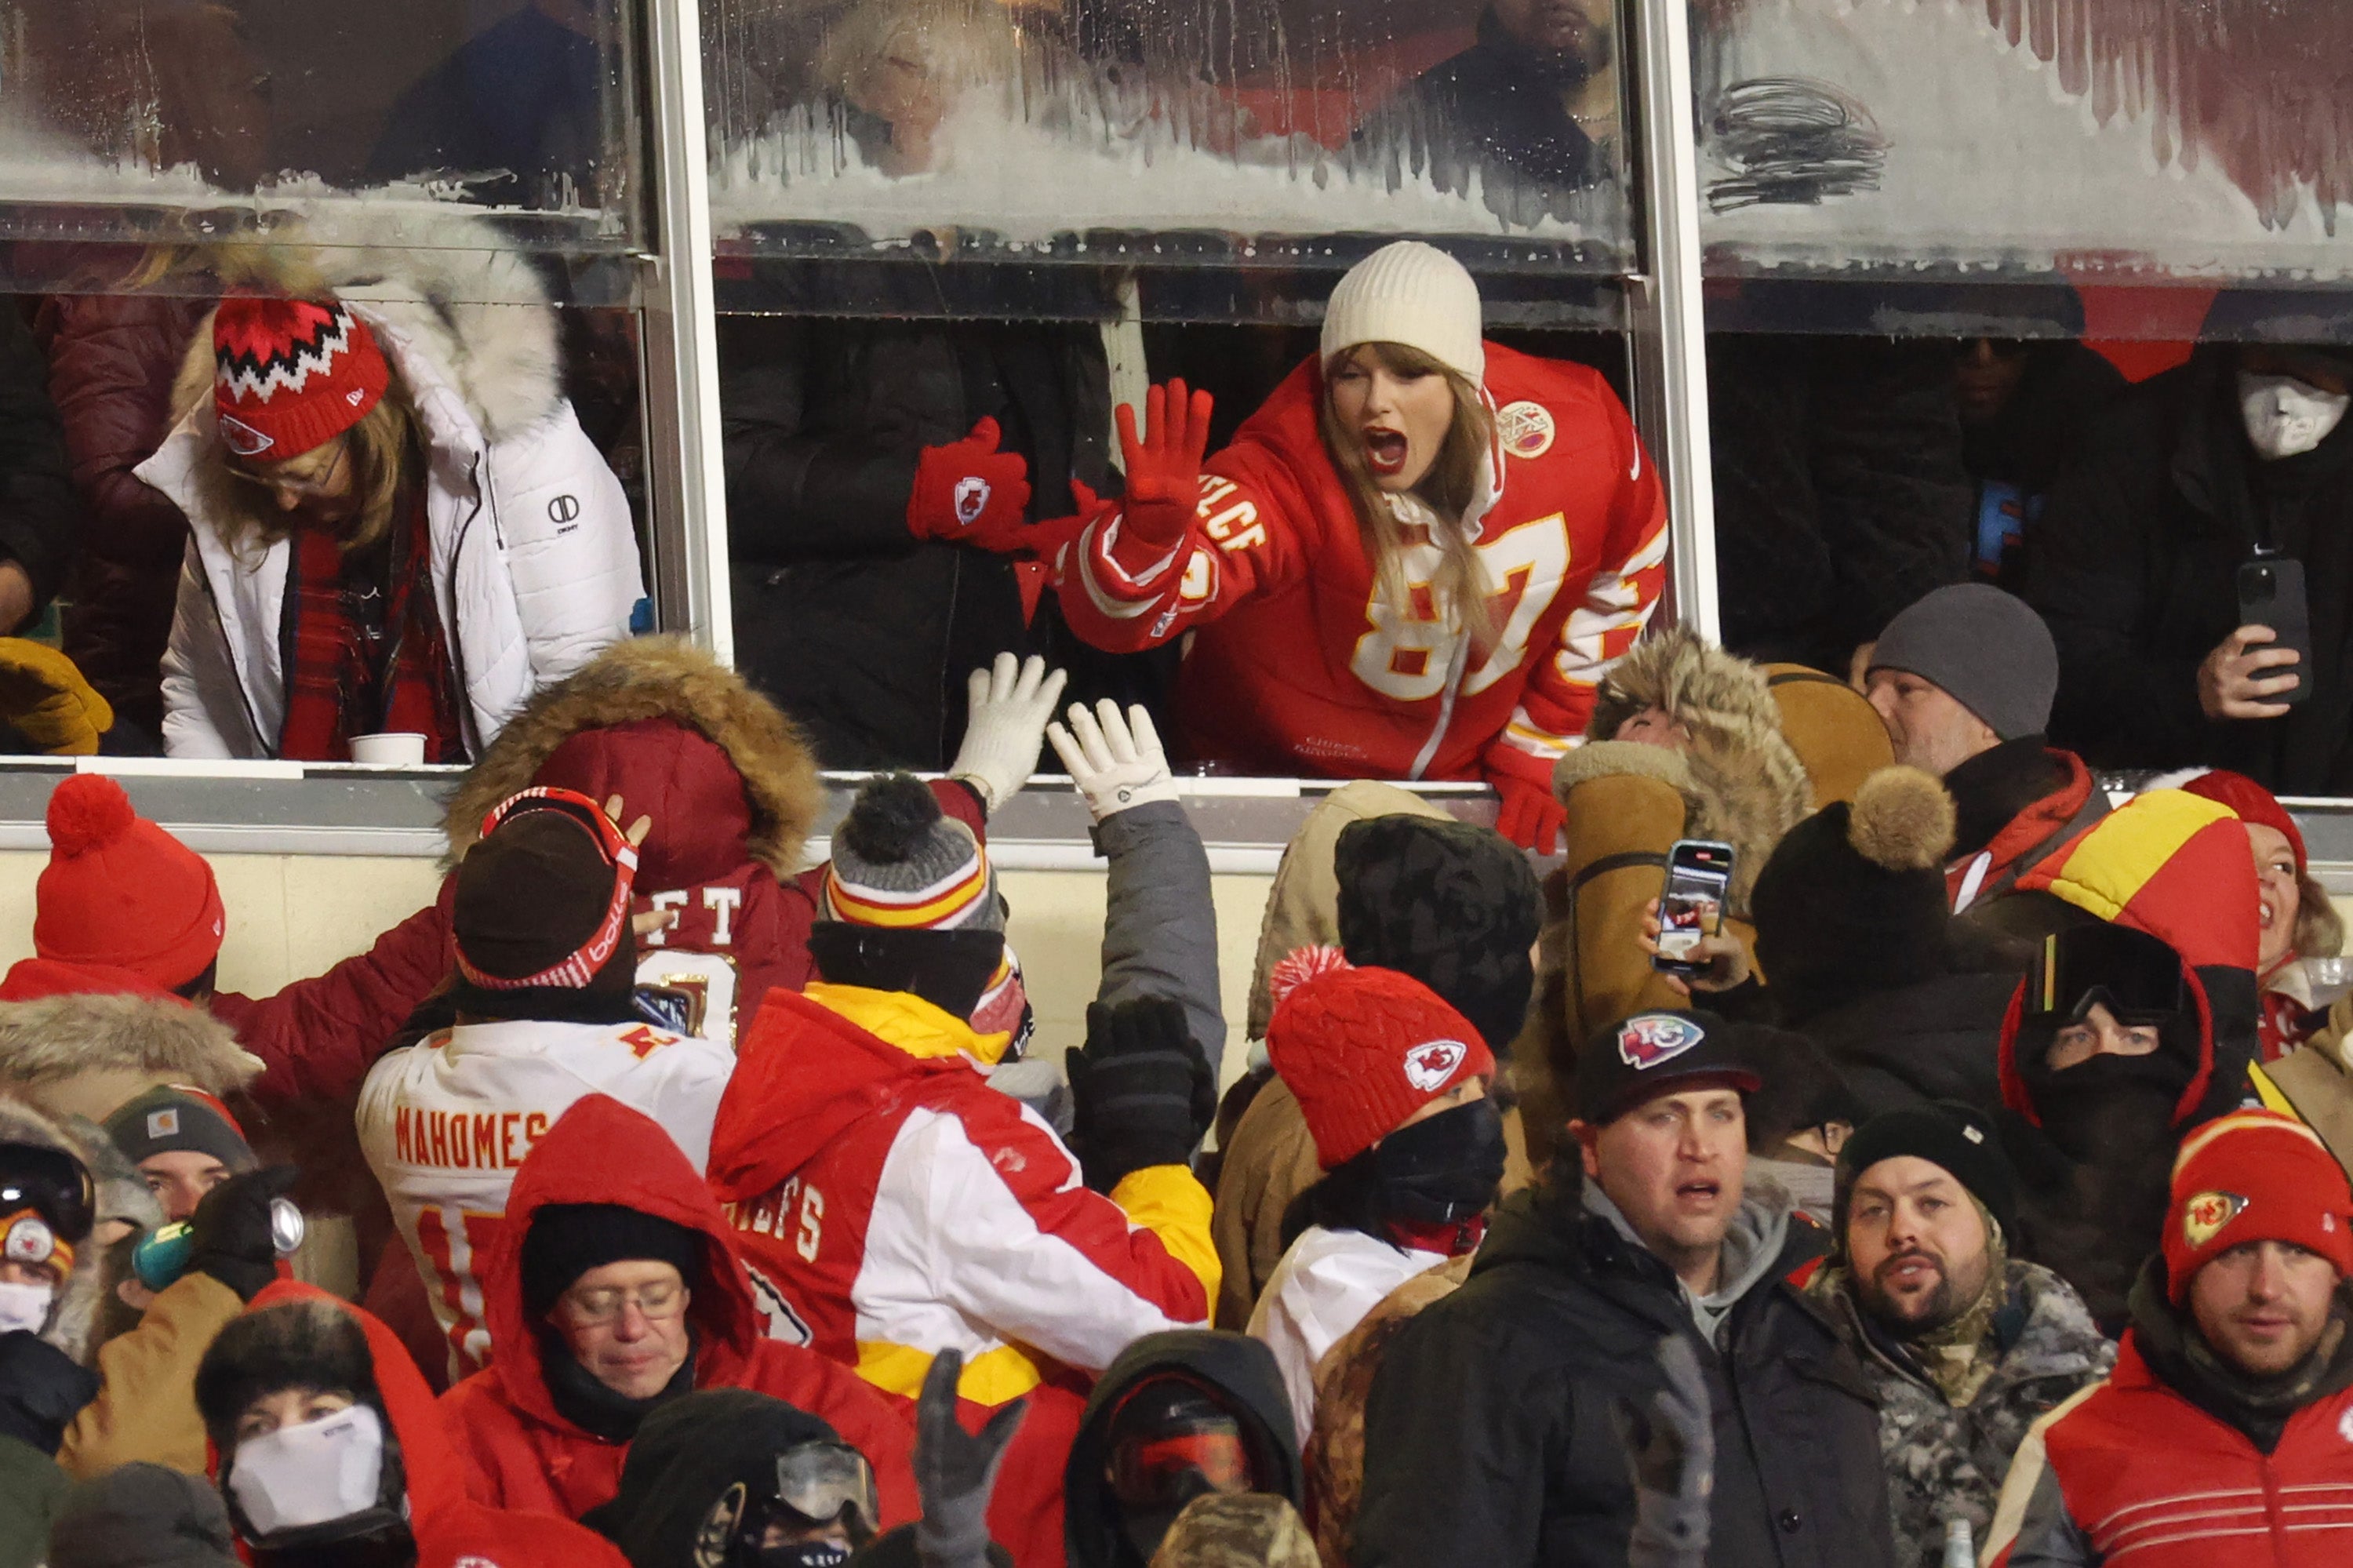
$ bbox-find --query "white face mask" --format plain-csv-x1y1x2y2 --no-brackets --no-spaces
0,1279,53,1337
2239,371,2351,460
228,1403,387,1537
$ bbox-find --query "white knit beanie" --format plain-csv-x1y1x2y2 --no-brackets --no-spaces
1318,242,1486,387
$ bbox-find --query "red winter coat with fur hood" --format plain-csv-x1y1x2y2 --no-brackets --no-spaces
438,1094,918,1526
213,638,984,1109
222,1281,631,1568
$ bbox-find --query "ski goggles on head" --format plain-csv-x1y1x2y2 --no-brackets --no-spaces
457,787,642,992
766,1442,881,1541
2028,924,2188,1025
0,1143,94,1246
1108,1424,1254,1512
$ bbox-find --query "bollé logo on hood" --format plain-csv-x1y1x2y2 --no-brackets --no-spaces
2182,1189,2249,1249
1619,1013,1703,1070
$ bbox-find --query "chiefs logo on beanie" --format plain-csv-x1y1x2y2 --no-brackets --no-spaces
35,776,225,993
1267,953,1494,1170
213,295,389,460
2164,1110,2353,1301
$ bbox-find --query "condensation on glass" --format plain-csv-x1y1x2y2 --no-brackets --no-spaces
1692,0,2353,293
0,0,644,299
702,0,1633,272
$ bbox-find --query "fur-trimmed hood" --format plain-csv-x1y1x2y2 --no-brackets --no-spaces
0,994,262,1133
440,636,823,884
0,1094,113,1365
1557,631,1812,913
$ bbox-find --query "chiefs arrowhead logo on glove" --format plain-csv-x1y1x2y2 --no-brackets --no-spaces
955,475,991,526
1403,1038,1469,1092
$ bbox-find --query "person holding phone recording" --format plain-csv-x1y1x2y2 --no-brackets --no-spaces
2029,293,2353,793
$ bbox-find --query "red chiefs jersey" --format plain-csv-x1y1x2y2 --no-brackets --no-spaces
1056,344,1667,788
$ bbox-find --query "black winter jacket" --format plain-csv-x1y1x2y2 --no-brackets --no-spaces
720,315,1111,769
1352,1180,1895,1568
1710,335,1976,675
1790,970,2018,1122
2028,347,2353,791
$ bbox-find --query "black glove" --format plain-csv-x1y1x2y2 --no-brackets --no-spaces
914,1349,1025,1568
1066,997,1216,1192
187,1166,300,1302
0,1330,98,1457
1609,1335,1714,1568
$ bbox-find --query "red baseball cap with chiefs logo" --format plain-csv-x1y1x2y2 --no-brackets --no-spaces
1574,1010,1765,1125
1266,955,1495,1170
2164,1109,2353,1301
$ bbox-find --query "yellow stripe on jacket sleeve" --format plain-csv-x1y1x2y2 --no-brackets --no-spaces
1109,1163,1221,1312
854,1341,1048,1406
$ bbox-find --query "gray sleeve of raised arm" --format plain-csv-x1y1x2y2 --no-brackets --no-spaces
1091,799,1226,1074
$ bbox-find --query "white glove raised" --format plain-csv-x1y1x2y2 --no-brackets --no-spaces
949,653,1068,814
1047,699,1180,823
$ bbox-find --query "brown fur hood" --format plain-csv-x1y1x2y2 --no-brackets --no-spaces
1557,629,1813,913
0,994,262,1103
442,636,823,882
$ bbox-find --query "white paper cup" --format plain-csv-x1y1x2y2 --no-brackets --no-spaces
348,732,427,766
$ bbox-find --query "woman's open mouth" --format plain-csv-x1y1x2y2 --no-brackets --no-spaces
1364,427,1409,476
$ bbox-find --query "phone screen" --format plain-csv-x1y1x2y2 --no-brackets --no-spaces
1657,843,1733,963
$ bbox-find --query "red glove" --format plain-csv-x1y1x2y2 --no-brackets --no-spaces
1113,379,1215,553
909,418,1033,549
1493,773,1566,855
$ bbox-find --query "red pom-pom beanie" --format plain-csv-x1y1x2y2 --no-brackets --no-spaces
35,776,226,991
212,295,388,461
1268,962,1495,1170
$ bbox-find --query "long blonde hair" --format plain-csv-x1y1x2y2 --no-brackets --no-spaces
1319,341,1498,648
208,375,423,555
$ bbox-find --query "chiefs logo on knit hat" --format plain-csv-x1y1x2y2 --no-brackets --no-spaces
212,295,390,463
2182,1189,2249,1249
1403,1039,1469,1093
954,475,991,526
1,1212,64,1273
1619,1013,1704,1069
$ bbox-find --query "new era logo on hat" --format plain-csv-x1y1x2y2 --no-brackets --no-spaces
1619,1013,1704,1069
1404,1039,1468,1092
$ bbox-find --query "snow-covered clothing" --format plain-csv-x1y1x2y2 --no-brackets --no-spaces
1810,1259,2114,1568
438,1094,915,1526
356,1016,733,1377
1246,1222,1449,1448
1056,344,1666,791
139,237,642,759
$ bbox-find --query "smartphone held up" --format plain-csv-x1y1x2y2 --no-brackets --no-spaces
1653,840,1735,977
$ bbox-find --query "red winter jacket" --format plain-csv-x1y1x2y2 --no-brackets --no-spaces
1947,748,2108,914
223,1281,633,1568
1055,344,1667,790
438,1093,918,1526
208,725,983,1109
1987,1334,2353,1564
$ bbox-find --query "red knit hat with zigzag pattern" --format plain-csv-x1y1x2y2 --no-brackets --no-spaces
212,294,388,461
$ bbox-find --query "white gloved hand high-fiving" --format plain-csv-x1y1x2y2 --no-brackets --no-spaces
948,653,1068,814
1047,699,1180,823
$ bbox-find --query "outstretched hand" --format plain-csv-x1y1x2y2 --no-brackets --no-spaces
909,417,1035,551
1047,700,1179,824
948,653,1069,814
1114,380,1215,550
915,1349,1026,1568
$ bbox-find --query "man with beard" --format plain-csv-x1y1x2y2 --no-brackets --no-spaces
1808,1104,2113,1566
1355,0,1620,224
1992,788,2265,1332
1985,1111,2353,1563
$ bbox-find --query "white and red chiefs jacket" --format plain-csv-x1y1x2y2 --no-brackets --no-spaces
357,1017,734,1377
706,982,1218,1568
1055,343,1667,790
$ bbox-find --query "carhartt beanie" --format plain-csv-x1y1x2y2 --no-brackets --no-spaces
1835,1102,2018,1253
211,296,388,461
1868,584,2058,741
822,773,1002,934
2163,1110,2353,1302
1318,242,1485,387
521,1202,706,1322
1267,960,1494,1170
1751,766,1958,1020
35,775,225,991
104,1086,255,1174
1333,815,1539,1056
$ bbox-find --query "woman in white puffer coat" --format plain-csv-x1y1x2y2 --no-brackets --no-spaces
139,237,642,762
